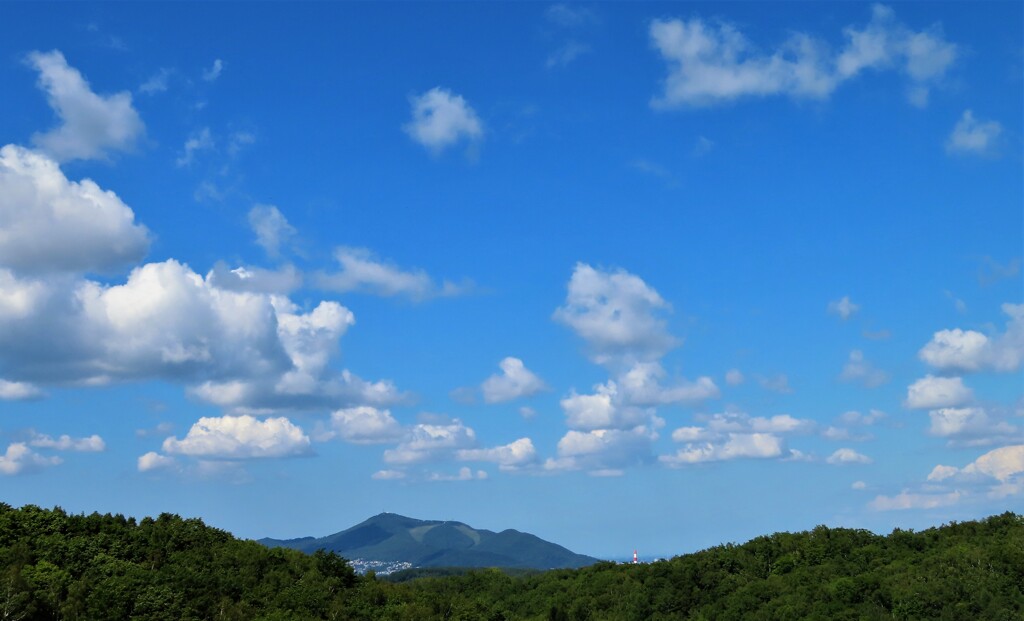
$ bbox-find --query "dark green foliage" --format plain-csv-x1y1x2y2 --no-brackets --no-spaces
1,502,1021,620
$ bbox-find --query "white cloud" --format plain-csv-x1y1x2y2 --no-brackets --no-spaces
904,375,973,409
839,409,887,426
206,263,302,294
403,87,483,153
28,432,105,452
560,382,658,431
617,362,719,406
650,5,957,108
554,263,677,364
661,432,783,466
248,204,296,258
371,469,406,480
457,438,538,471
869,490,961,511
0,443,61,475
137,451,176,472
428,467,487,482
383,419,477,465
316,246,466,300
545,4,597,28
26,50,144,161
725,368,744,386
840,350,888,387
481,357,547,404
519,406,537,419
918,304,1024,373
0,145,150,274
176,127,214,167
826,448,872,465
202,59,224,82
828,296,860,320
962,444,1024,482
927,464,959,482
927,407,1018,446
325,407,404,445
162,415,311,459
547,425,659,473
0,379,42,400
852,480,867,490
946,110,1002,156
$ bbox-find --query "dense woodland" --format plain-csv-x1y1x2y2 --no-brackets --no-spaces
0,503,1021,620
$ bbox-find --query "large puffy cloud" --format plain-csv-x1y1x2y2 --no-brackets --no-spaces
961,445,1024,482
161,415,311,459
927,407,1019,446
554,263,678,363
403,87,483,154
382,419,477,465
457,438,538,471
315,247,466,300
904,375,973,409
481,357,547,404
945,110,1003,156
0,145,150,274
918,304,1023,373
650,5,957,108
546,425,660,475
323,407,405,444
0,259,401,413
26,50,144,161
660,410,813,466
0,379,42,400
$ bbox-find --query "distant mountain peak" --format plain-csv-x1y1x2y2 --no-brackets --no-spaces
260,514,597,572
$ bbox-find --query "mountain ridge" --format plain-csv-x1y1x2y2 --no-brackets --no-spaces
259,512,599,570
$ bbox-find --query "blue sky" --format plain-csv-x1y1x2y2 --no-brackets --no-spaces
0,2,1021,558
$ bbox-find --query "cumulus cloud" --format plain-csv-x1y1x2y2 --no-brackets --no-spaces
428,467,487,482
0,379,43,400
323,407,405,445
662,432,783,466
248,205,297,258
403,87,483,154
661,410,813,466
316,246,467,300
869,490,961,511
617,362,719,406
927,407,1019,446
650,5,957,108
137,451,176,472
828,296,860,320
0,145,150,274
28,432,105,452
26,50,144,161
826,448,872,465
383,419,477,465
560,382,658,431
840,349,888,387
0,443,62,475
904,375,973,409
481,357,547,404
554,263,677,364
946,110,1002,156
918,304,1023,373
457,438,538,471
960,445,1024,482
161,415,311,459
546,425,659,474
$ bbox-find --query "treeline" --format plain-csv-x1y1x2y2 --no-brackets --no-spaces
1,503,1021,620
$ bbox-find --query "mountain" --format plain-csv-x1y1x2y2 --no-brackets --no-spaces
259,513,599,570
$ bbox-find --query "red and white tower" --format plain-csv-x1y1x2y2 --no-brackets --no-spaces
632,549,638,564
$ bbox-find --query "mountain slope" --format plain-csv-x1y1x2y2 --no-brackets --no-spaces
259,513,598,570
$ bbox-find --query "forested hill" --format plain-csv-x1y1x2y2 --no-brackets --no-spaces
1,503,1021,620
